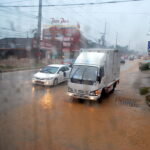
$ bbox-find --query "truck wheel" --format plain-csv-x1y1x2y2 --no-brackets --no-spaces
110,83,116,93
98,89,106,103
53,78,58,86
101,88,106,97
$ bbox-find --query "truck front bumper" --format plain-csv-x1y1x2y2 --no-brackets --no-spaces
67,92,100,101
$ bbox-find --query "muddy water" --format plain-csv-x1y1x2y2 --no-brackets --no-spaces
0,61,149,150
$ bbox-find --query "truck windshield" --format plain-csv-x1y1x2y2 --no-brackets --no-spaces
70,65,98,85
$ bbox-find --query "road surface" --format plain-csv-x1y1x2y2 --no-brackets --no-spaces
0,60,149,150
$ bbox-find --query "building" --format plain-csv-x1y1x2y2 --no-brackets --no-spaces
0,38,32,59
40,24,81,59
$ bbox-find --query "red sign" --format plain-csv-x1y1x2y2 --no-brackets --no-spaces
63,42,71,47
40,41,52,50
63,37,74,42
32,39,52,50
62,48,70,52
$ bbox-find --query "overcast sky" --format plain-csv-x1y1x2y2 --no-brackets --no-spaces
0,0,150,52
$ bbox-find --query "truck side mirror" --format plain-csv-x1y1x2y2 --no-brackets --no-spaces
97,76,101,83
100,67,104,77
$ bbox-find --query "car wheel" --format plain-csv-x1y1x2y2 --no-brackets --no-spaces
53,78,58,86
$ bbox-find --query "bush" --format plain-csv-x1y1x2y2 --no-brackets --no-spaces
139,87,149,95
139,63,150,71
146,95,150,107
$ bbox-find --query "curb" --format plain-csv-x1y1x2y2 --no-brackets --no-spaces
0,65,45,73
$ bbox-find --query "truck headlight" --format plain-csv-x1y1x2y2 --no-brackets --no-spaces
68,87,73,93
89,89,101,96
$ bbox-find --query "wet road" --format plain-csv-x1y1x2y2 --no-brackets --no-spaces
0,60,149,150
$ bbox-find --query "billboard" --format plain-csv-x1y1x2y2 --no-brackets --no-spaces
148,41,150,55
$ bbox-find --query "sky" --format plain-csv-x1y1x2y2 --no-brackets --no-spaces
0,0,150,53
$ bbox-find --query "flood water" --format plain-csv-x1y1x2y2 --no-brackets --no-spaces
0,60,149,150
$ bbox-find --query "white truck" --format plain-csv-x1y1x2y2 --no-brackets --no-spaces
67,48,120,101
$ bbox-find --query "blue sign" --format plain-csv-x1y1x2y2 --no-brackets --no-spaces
148,41,150,51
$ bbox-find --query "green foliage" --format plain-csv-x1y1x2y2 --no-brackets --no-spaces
139,63,150,71
139,87,149,95
146,95,150,107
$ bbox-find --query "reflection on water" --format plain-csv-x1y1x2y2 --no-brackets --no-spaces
88,107,95,112
32,86,35,94
39,89,53,110
32,87,53,110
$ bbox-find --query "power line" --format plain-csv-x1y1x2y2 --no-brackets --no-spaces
0,7,50,23
0,0,142,8
0,0,31,5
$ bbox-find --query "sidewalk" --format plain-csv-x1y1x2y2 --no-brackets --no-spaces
117,60,150,107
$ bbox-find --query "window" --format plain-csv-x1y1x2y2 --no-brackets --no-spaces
59,67,66,72
65,67,69,71
100,67,104,77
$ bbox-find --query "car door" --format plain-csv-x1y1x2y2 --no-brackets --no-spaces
64,66,71,79
58,67,65,83
61,67,67,81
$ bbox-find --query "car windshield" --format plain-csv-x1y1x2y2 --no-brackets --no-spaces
70,65,98,85
40,66,59,74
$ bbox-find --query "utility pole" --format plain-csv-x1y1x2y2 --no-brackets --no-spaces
115,32,118,48
103,21,107,47
36,0,42,63
100,21,107,47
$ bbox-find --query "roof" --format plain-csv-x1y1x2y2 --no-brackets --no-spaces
0,38,32,44
0,38,32,49
74,52,106,67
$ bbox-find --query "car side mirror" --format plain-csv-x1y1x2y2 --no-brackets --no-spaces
64,72,66,77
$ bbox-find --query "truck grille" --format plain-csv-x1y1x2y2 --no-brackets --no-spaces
73,89,88,95
78,90,84,94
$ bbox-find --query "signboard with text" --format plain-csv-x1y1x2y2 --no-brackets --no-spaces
148,41,150,51
148,41,150,55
